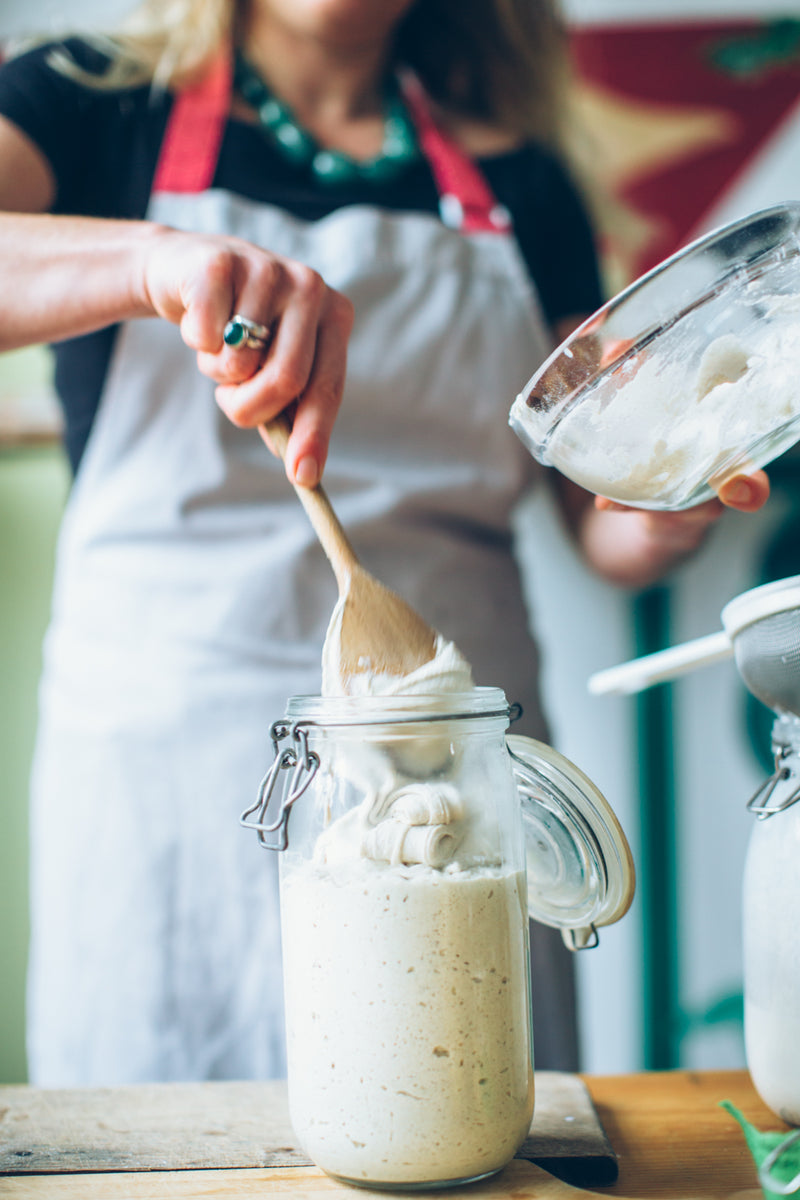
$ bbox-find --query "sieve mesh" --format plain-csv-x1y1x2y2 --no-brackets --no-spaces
732,606,800,718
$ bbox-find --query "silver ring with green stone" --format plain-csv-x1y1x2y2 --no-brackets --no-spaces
223,314,271,351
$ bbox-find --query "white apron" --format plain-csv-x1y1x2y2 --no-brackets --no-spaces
27,58,569,1084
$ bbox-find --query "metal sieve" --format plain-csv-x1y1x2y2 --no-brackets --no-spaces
722,578,800,718
589,575,800,717
727,605,800,719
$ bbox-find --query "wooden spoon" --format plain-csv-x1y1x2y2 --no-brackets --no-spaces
259,415,437,690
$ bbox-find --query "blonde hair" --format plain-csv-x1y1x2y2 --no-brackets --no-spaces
44,0,571,148
45,0,237,94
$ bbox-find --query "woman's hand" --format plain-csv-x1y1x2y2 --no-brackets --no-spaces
595,469,770,519
141,226,355,488
593,468,771,557
556,469,771,589
0,116,352,487
0,205,353,489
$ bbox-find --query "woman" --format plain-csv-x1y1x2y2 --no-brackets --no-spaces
0,0,768,1085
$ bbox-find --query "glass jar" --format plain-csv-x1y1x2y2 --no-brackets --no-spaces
743,713,800,1125
241,687,634,1189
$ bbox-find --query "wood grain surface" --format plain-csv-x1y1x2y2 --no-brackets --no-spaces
0,1072,614,1182
0,1069,789,1199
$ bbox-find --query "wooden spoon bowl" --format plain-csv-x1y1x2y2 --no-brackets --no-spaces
259,417,437,692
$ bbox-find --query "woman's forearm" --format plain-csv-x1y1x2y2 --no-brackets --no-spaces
0,212,160,349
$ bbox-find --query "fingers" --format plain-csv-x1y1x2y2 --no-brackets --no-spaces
594,495,633,514
189,250,280,385
284,291,353,485
215,275,354,485
716,469,770,512
217,262,327,423
594,468,771,518
144,229,354,485
595,493,724,522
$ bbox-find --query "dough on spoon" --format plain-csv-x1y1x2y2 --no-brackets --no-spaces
321,592,473,699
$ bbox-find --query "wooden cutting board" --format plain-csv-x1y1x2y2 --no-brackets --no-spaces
0,1071,616,1187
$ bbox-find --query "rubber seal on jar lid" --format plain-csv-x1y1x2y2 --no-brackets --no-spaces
507,735,635,948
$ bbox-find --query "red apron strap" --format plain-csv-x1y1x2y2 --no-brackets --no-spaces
151,54,509,232
399,70,512,236
152,52,232,194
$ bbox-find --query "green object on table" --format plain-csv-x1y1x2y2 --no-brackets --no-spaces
721,1101,800,1198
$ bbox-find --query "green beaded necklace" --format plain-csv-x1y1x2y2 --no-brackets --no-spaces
234,53,420,186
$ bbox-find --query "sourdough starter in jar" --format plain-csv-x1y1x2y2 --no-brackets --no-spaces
280,857,533,1185
279,623,535,1186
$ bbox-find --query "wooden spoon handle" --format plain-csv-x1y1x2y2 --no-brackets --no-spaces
259,415,358,591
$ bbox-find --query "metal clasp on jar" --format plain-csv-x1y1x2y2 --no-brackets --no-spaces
240,720,320,851
747,742,800,820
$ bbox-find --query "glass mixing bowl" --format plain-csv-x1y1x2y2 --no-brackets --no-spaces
509,203,800,510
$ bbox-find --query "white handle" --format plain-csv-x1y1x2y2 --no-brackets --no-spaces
588,630,733,696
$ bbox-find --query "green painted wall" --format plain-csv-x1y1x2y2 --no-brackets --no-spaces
0,349,69,1083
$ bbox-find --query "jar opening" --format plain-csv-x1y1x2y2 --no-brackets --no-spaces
284,686,512,726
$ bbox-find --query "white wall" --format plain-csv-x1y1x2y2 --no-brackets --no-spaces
565,0,800,23
8,0,796,36
2,1,134,38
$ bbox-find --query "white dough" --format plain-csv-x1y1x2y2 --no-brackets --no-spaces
513,296,800,506
281,860,534,1184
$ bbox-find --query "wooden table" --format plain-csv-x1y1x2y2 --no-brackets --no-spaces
0,1069,787,1198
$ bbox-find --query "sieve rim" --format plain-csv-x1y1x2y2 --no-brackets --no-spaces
722,574,800,639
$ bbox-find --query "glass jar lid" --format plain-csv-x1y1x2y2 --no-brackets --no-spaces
508,735,636,949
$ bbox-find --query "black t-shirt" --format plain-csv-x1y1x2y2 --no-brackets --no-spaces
0,39,604,473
